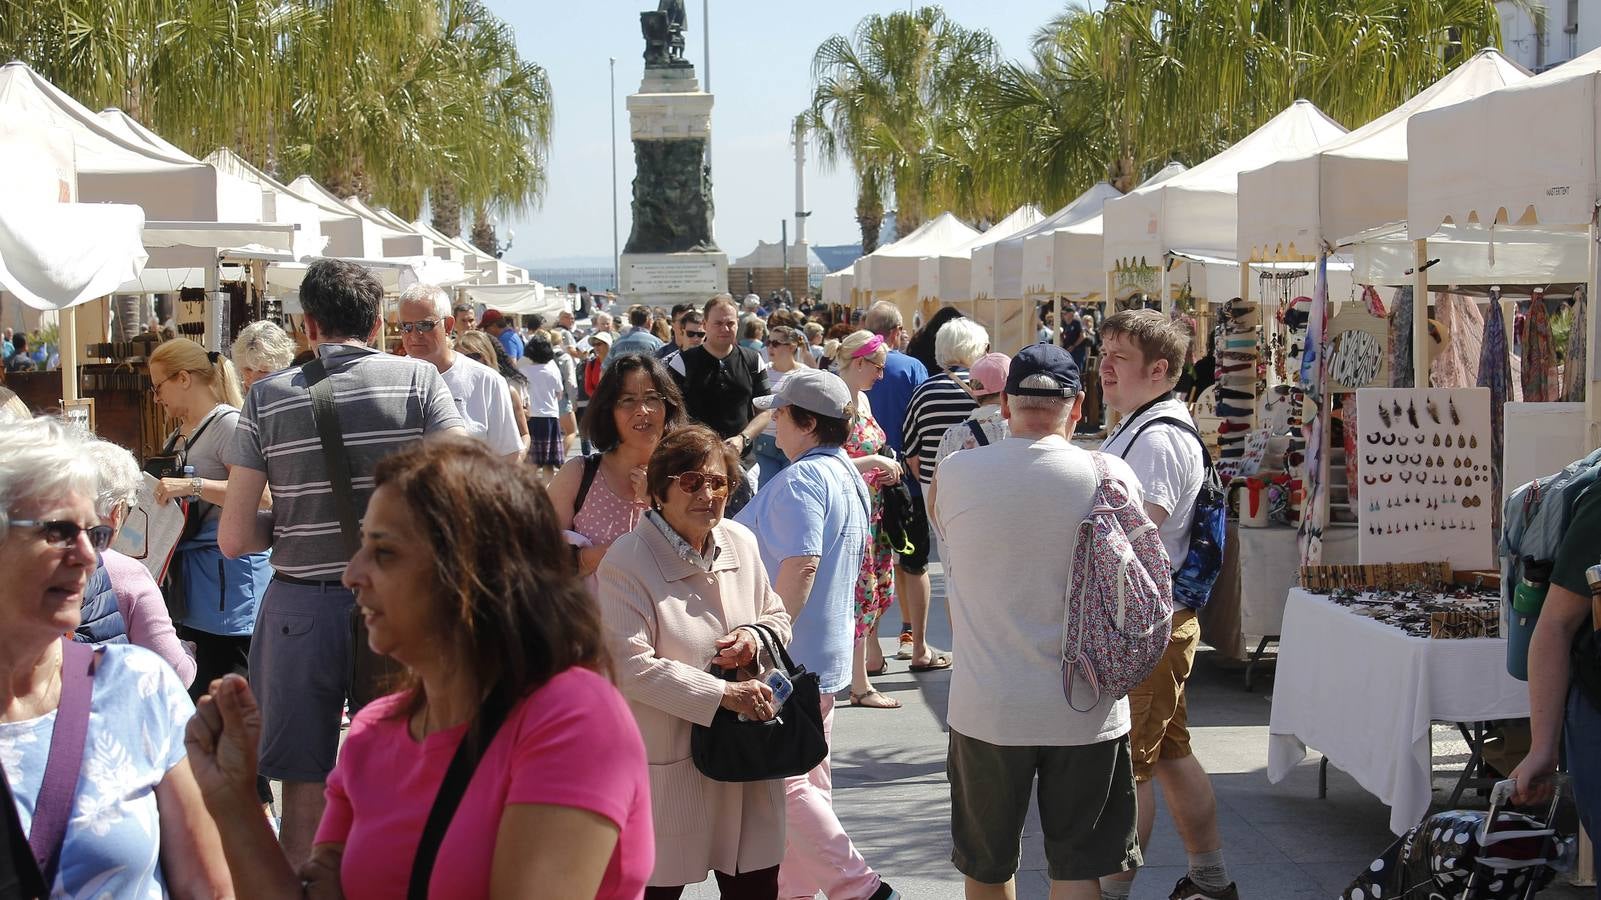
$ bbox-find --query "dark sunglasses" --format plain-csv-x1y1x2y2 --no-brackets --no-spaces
766,339,794,348
667,472,730,497
11,519,114,551
398,319,440,334
685,330,706,339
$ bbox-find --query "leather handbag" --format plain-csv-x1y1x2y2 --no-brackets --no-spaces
690,623,827,783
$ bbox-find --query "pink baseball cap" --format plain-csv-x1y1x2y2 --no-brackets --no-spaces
968,352,1011,396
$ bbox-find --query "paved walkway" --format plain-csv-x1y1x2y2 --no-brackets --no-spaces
684,562,1589,899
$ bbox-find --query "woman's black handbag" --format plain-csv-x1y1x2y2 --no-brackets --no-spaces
691,623,827,783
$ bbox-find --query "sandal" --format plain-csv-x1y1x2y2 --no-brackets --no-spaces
849,689,901,709
866,663,889,677
909,653,952,673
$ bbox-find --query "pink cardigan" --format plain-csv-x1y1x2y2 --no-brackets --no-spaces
103,549,197,687
596,517,792,888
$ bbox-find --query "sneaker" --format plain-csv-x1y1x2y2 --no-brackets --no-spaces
869,881,901,900
1169,876,1238,900
895,632,914,660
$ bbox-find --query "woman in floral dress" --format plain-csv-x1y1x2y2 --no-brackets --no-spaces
826,330,906,709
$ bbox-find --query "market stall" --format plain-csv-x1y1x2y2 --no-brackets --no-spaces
851,212,979,325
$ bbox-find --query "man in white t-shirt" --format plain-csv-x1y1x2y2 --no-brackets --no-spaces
930,344,1142,900
397,285,524,460
1096,309,1234,900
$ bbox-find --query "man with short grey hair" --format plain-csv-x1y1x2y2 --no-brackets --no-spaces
396,284,523,460
222,259,463,867
930,343,1144,900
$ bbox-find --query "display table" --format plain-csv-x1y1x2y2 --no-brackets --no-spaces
1267,588,1530,835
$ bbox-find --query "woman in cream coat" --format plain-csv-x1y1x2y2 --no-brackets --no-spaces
598,424,793,899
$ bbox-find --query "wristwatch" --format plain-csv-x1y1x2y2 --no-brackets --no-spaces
189,477,203,499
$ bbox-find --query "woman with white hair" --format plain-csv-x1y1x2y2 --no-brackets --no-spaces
0,417,229,897
231,319,298,391
80,437,198,685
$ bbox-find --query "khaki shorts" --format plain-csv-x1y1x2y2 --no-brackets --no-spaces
948,731,1140,883
1127,608,1200,782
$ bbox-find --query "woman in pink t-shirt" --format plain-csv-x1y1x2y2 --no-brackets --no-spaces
186,436,653,898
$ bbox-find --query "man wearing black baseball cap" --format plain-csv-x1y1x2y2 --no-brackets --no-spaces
931,342,1147,900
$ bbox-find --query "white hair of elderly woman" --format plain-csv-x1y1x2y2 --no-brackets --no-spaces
232,319,297,375
0,416,101,531
935,316,991,369
82,438,144,520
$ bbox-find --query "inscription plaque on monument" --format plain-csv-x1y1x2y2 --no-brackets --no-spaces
628,260,720,293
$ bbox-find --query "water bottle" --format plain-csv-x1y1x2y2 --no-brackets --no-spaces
1507,556,1553,680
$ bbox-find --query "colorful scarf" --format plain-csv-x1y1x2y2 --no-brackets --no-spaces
1521,290,1559,402
1477,290,1513,520
1564,285,1587,402
1389,286,1414,388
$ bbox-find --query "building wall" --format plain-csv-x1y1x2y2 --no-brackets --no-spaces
1498,0,1601,71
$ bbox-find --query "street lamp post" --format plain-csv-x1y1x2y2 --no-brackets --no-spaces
610,56,620,294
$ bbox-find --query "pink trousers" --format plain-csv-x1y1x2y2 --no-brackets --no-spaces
777,694,883,900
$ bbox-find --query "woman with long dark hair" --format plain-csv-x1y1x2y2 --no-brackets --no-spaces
187,436,654,898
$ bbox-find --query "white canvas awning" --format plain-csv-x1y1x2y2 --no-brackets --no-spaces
822,270,854,304
1104,100,1347,272
852,212,980,294
1409,45,1601,235
1344,221,1591,285
205,148,332,261
915,205,1042,303
1,201,148,310
732,240,828,273
976,182,1128,301
1239,50,1529,262
466,283,562,316
1012,167,1188,300
1164,249,1363,305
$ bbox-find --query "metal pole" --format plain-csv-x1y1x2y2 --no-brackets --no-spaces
610,57,620,294
1412,239,1429,384
703,0,711,168
781,219,789,299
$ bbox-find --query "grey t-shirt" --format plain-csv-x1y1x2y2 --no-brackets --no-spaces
227,344,463,580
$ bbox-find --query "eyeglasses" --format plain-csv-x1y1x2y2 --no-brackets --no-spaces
149,372,178,394
685,330,706,339
398,319,441,334
9,519,114,551
858,357,885,372
666,472,731,497
766,340,794,348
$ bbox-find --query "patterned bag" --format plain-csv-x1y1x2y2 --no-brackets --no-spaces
1061,453,1175,712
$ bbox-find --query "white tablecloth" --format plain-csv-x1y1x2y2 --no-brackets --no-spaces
1266,588,1530,835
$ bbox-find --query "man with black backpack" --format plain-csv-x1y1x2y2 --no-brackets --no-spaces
1509,483,1601,889
1096,310,1236,900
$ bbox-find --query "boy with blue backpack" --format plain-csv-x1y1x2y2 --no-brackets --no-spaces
1096,310,1234,900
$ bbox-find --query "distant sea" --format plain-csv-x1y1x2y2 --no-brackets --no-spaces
524,266,616,292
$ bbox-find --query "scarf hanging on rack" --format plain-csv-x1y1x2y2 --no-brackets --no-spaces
1388,286,1414,388
1564,285,1588,402
1432,292,1484,389
1297,254,1330,565
1521,289,1560,402
1478,290,1513,522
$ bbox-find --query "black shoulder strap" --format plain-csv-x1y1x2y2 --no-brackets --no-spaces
0,755,45,900
303,358,361,559
1119,415,1214,472
966,419,990,447
573,453,605,517
407,692,514,900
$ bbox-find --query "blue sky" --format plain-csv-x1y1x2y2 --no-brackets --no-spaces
485,1,1070,268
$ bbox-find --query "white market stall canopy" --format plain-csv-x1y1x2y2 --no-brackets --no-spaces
1104,100,1347,271
1409,44,1601,234
852,212,980,294
916,205,1042,303
1014,167,1185,300
342,195,435,259
466,282,563,317
1239,49,1529,263
1005,181,1130,300
732,240,827,272
0,63,252,223
287,176,395,260
1345,221,1591,286
1167,250,1365,306
822,270,854,304
205,148,333,261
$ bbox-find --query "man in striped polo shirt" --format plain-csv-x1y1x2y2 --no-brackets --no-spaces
898,314,993,673
221,259,464,866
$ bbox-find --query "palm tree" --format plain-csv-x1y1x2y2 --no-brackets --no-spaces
808,7,999,251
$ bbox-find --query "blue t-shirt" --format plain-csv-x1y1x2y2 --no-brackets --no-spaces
1,644,194,899
864,350,928,454
497,329,525,362
736,447,869,694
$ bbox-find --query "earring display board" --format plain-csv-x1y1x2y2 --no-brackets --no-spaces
1355,388,1494,570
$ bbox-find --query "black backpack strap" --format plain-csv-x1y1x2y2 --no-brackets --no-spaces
1119,415,1214,472
966,419,990,447
572,452,605,517
303,358,361,559
407,691,514,899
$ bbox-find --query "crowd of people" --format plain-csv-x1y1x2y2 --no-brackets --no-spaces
0,255,1261,900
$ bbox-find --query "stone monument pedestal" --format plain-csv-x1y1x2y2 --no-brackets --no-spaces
620,57,726,307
